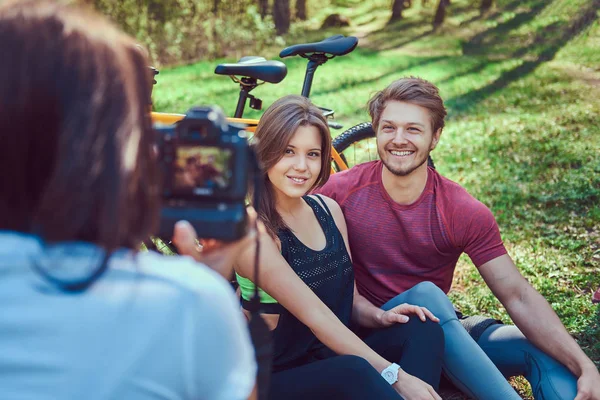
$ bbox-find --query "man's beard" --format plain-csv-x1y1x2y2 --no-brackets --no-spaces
381,157,427,176
377,143,431,176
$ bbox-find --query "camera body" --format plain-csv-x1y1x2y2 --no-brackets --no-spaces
155,106,250,242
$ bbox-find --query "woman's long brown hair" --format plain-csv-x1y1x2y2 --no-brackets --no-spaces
0,0,159,251
251,95,332,237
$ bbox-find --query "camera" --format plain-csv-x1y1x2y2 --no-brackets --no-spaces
155,106,251,242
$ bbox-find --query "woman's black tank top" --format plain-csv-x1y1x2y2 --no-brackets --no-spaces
269,195,354,372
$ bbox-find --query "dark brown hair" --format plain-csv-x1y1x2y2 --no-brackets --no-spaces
367,77,447,133
252,95,331,237
0,0,158,251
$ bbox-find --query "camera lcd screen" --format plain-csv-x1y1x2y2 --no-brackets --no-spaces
172,145,232,195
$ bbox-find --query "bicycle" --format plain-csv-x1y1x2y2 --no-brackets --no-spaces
151,35,434,172
151,34,360,172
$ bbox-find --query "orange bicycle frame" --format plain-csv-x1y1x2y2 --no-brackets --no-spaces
151,111,349,173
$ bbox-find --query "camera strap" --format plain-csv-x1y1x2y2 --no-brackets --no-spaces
246,147,273,400
28,237,112,293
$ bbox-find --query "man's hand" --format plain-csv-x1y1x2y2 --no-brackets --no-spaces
378,303,439,327
574,365,600,400
393,371,442,400
171,208,261,279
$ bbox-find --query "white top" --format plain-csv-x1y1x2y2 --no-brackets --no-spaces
0,231,256,400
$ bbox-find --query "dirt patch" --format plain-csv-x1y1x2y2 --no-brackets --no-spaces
554,63,600,88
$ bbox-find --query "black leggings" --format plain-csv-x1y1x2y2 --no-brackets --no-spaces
268,318,444,400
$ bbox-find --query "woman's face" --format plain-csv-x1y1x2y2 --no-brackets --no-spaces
267,124,323,202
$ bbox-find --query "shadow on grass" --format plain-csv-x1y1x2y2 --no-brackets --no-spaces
355,14,380,28
446,0,488,20
385,18,430,31
462,0,550,56
367,27,436,51
346,0,538,53
459,0,524,26
365,0,544,53
312,55,448,97
436,61,495,85
447,0,600,116
362,12,438,51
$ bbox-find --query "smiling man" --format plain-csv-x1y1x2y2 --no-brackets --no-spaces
316,77,600,400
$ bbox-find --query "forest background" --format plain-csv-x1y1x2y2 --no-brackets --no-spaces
86,0,599,398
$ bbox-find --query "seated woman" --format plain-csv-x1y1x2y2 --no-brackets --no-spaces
0,1,255,399
235,95,445,400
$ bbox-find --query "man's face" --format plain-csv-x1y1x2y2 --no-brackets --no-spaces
376,101,440,177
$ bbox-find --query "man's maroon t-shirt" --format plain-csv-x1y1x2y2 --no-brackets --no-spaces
315,161,507,307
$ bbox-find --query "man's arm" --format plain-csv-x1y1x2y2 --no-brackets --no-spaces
479,254,600,399
351,284,386,327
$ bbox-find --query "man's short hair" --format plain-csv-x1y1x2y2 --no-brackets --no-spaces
367,77,447,133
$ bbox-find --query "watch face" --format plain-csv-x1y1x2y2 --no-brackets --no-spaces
384,370,395,382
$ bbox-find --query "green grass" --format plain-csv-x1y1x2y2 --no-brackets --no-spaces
153,0,600,397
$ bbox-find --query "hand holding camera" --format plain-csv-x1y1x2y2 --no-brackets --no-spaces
171,208,263,279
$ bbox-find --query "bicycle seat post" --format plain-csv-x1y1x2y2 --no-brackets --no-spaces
301,54,328,98
234,77,259,118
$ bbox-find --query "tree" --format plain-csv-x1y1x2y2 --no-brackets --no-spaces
480,0,494,14
432,0,450,28
258,0,268,19
296,0,307,20
390,0,406,21
273,0,291,35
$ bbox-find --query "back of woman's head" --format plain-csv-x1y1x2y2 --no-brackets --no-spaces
252,95,331,236
0,0,158,250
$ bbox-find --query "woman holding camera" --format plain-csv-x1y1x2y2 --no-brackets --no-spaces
234,95,445,400
0,1,256,399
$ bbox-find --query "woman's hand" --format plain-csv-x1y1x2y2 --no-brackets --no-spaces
378,303,439,327
172,207,261,279
394,371,442,400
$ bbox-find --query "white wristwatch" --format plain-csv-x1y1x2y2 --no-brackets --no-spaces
381,363,401,385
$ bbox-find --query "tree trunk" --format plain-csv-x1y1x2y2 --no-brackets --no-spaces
480,0,493,14
296,0,307,20
212,0,219,14
390,0,405,21
258,0,268,19
273,0,291,35
432,0,449,28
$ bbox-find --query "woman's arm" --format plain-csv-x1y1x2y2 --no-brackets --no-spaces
318,196,439,329
235,230,391,372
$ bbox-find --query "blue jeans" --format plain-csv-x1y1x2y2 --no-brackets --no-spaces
268,316,444,399
382,281,578,400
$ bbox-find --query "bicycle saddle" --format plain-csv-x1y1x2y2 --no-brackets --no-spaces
279,35,358,58
214,56,287,84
